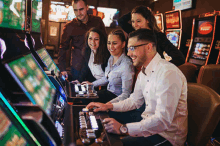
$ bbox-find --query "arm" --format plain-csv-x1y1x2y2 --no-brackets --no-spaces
157,32,185,66
126,70,184,137
92,76,108,87
58,24,72,71
109,61,135,103
118,12,134,34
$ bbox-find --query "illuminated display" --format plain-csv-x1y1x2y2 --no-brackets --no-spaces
32,0,42,33
165,11,180,29
197,20,214,37
166,30,180,47
5,54,56,114
97,7,119,27
0,109,28,146
0,0,25,30
173,0,193,11
155,14,163,31
191,43,210,60
36,47,60,76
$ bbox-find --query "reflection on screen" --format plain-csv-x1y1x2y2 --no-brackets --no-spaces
36,47,60,76
97,7,119,27
32,0,42,33
5,54,56,114
0,0,25,30
166,30,180,47
191,43,210,60
0,108,28,146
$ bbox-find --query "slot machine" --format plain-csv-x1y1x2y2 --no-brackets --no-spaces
165,10,182,50
185,11,220,68
0,90,54,146
155,11,164,33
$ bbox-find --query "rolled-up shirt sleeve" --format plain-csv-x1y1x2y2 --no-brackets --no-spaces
126,70,183,137
92,76,108,87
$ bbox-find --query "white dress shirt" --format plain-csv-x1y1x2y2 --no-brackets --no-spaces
112,53,188,146
88,51,105,80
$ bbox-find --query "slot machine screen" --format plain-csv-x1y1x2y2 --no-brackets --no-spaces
165,11,180,29
155,14,163,31
0,0,25,30
97,7,120,27
197,20,214,37
0,92,40,146
4,54,56,115
166,30,180,47
189,42,210,65
36,47,60,76
31,0,42,33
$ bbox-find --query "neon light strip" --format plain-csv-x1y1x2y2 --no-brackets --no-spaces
0,92,41,146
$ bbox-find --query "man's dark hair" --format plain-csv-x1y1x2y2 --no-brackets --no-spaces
72,0,87,5
128,29,157,45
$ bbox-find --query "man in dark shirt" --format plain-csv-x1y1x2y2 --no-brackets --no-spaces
58,0,106,82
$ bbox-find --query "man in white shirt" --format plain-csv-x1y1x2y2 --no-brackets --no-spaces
87,29,188,146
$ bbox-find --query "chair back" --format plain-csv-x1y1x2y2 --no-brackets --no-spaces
197,64,220,95
187,83,220,146
178,63,197,83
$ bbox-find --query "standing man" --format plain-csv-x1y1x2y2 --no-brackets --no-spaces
87,29,188,146
58,0,106,82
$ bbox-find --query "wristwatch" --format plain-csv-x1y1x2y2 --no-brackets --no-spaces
119,124,128,135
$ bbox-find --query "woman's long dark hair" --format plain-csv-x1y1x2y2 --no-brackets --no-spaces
85,27,109,64
131,5,161,33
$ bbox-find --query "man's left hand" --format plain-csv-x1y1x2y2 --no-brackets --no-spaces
102,118,122,135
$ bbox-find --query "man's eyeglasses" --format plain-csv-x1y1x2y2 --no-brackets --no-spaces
127,43,149,51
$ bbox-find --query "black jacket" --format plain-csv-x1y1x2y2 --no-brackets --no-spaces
118,12,185,66
80,48,110,82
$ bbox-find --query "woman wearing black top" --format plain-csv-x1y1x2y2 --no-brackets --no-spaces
118,6,185,66
80,27,110,83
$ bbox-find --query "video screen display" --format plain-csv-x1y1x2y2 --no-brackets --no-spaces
0,108,29,146
166,30,180,47
197,20,214,37
36,47,60,76
97,7,119,27
165,11,180,29
173,0,193,11
4,54,56,114
0,0,25,30
155,14,163,31
191,43,210,60
31,0,42,33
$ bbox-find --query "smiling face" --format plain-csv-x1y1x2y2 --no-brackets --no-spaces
88,31,100,53
73,0,88,23
127,37,148,67
131,13,150,30
107,34,125,58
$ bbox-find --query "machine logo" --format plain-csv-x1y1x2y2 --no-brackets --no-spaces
198,22,213,35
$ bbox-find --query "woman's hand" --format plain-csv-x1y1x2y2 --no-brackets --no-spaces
81,81,93,85
71,80,80,84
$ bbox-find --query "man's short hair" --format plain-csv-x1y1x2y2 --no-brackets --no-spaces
72,0,87,6
128,29,157,45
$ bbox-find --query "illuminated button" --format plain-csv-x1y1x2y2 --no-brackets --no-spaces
82,138,90,144
89,112,94,116
86,129,94,133
79,112,84,116
82,108,89,112
90,116,98,130
87,132,96,139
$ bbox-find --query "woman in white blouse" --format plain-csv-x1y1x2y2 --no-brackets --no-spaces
82,29,134,103
80,27,110,83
